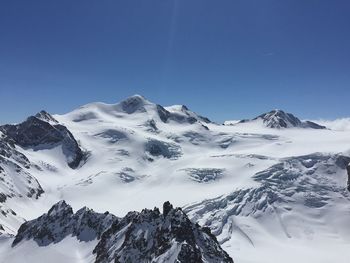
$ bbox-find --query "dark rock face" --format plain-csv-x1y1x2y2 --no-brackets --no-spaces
13,201,233,263
240,109,326,129
13,200,117,246
119,95,148,114
347,164,350,192
93,202,233,263
0,113,83,168
145,139,182,160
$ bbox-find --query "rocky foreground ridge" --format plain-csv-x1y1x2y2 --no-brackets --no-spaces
13,201,234,263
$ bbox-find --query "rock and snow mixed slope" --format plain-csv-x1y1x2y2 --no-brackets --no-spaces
1,201,233,263
231,109,326,129
0,95,349,262
184,154,350,262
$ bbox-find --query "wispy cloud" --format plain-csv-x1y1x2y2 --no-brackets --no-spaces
311,118,350,131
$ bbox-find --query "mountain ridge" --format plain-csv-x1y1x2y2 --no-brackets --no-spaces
11,200,234,263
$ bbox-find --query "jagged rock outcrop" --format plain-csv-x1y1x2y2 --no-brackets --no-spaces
13,201,233,263
238,109,326,129
94,201,233,263
0,112,83,168
347,163,350,192
13,200,117,246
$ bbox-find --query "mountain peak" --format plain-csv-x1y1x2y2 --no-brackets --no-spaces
47,200,72,217
250,109,326,129
34,110,58,124
0,112,84,168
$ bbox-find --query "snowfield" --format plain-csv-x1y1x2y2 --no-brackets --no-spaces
0,95,349,262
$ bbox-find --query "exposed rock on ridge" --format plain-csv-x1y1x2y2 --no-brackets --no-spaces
13,200,234,263
0,112,84,168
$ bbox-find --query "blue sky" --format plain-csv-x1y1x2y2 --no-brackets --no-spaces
1,0,349,124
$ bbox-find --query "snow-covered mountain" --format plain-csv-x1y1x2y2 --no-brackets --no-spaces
230,109,326,129
0,95,349,263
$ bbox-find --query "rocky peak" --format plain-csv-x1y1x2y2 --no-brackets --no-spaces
0,114,84,168
47,200,73,217
12,200,233,262
241,109,327,129
163,200,173,217
256,109,302,128
34,110,58,124
94,201,233,263
13,201,118,247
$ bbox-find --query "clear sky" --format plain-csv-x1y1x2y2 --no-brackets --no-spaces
1,0,349,124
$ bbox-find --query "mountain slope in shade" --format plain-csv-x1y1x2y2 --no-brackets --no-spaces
8,201,233,263
234,109,326,129
0,113,84,169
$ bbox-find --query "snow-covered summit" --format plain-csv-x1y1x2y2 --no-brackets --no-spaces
237,109,326,129
61,95,212,127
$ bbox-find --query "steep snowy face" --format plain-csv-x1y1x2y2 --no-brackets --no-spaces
0,133,43,199
0,114,84,168
237,109,326,129
11,201,233,263
184,154,350,248
13,200,118,246
0,133,43,234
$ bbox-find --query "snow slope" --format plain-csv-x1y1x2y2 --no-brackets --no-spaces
0,95,349,262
